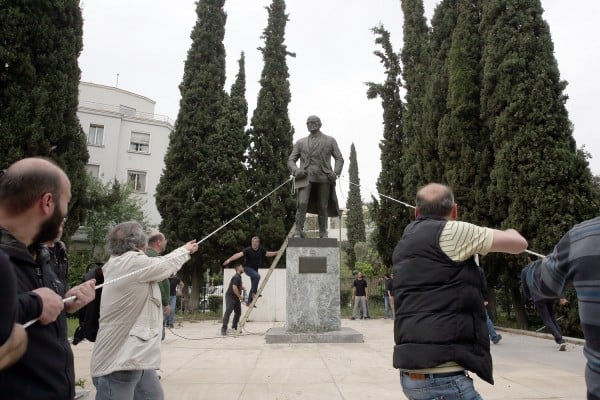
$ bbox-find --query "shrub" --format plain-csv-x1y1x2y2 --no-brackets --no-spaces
340,289,352,308
208,295,222,313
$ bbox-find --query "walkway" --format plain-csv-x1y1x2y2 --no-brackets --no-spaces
72,319,587,399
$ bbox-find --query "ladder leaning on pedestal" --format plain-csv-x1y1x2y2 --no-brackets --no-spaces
235,224,296,337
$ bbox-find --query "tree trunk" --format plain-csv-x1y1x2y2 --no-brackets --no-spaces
187,267,202,312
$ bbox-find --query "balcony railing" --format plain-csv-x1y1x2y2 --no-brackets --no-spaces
78,101,174,127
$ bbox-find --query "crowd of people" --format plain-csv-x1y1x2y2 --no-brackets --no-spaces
1,158,598,399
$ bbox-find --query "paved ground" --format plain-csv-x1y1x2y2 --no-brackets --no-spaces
73,319,587,399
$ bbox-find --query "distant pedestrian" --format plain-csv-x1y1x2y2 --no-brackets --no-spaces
351,272,368,320
167,275,182,328
479,267,501,344
384,273,393,319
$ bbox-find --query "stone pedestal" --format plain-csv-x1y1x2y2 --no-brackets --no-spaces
265,238,362,343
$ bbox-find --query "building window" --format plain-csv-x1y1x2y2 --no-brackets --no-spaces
127,170,146,192
88,124,104,146
85,164,100,178
129,132,150,153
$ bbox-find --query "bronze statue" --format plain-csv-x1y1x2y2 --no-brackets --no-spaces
288,115,344,238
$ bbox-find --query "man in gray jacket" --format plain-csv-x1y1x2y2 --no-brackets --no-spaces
288,115,344,238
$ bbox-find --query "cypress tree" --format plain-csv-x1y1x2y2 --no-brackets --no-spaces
400,0,438,197
365,25,407,267
156,0,238,310
345,143,366,270
411,0,458,195
481,0,597,327
0,0,89,236
438,0,490,225
246,0,295,251
219,52,250,250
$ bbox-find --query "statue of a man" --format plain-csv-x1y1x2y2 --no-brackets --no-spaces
288,115,344,238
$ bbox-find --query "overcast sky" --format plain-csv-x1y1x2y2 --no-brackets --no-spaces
79,0,600,205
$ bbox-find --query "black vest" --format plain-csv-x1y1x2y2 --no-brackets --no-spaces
391,217,493,384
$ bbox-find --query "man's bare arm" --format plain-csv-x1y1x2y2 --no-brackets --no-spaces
223,251,243,266
489,229,528,254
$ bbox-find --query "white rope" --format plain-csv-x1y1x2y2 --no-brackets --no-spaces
23,176,293,329
338,175,546,259
338,175,415,209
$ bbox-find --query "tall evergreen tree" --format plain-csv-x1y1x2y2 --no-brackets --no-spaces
481,0,597,326
0,0,89,236
246,0,295,251
156,0,244,310
438,0,490,225
411,0,458,196
219,52,250,250
365,25,407,267
345,143,366,270
400,0,438,198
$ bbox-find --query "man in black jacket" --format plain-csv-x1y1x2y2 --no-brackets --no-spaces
392,183,528,399
0,158,96,399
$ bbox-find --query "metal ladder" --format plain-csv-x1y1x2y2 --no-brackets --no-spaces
235,224,296,336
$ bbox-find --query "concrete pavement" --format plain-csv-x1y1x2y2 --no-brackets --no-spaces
72,319,587,399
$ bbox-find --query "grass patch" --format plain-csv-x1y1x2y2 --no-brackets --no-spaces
67,317,79,337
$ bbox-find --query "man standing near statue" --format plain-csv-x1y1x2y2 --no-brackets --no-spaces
288,115,344,238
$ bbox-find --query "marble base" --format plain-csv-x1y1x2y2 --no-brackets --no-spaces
265,327,363,343
286,238,340,332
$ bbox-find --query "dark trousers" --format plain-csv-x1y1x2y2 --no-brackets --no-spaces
222,295,241,330
295,182,331,235
534,299,564,343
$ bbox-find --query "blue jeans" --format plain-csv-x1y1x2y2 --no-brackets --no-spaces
245,267,260,301
401,372,483,400
93,369,163,400
384,295,392,319
485,311,499,341
167,295,177,326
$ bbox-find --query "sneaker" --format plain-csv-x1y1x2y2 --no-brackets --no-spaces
221,328,227,336
492,334,502,344
558,342,566,351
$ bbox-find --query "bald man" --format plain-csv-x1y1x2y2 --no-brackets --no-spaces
392,183,528,400
0,158,96,399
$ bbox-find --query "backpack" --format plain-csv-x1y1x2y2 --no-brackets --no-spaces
72,262,104,345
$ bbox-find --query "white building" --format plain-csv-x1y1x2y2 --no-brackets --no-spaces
77,82,174,226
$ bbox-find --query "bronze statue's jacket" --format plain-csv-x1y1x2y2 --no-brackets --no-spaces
288,131,344,217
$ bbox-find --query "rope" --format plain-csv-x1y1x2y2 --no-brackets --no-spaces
338,175,415,209
23,176,293,329
337,175,545,259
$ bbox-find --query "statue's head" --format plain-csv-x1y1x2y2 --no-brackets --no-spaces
306,115,322,133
